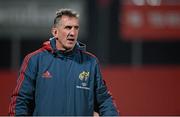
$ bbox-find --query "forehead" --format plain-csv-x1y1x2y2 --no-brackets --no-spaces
60,15,79,26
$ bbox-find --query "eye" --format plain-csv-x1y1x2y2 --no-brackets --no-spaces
65,26,72,30
74,26,79,30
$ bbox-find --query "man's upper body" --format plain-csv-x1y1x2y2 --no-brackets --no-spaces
9,8,119,116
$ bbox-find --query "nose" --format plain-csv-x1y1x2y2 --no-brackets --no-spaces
69,29,76,37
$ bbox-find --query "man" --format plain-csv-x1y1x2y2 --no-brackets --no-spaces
9,8,119,116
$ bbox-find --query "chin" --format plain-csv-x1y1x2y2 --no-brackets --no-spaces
67,44,75,49
65,46,74,51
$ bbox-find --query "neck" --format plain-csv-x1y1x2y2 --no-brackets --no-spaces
55,40,74,52
56,47,73,53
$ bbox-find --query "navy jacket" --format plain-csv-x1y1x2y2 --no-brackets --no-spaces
9,37,119,116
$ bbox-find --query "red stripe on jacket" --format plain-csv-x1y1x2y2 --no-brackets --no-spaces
9,48,45,116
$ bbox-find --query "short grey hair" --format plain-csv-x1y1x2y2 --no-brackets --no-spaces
53,8,79,27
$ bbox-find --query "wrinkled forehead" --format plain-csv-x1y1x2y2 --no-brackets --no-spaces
60,16,79,26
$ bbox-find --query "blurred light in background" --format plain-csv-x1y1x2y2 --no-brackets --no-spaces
131,0,162,6
0,0,87,39
121,0,180,40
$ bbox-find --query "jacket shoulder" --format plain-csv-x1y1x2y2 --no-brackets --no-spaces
79,50,99,64
24,48,46,59
22,48,48,65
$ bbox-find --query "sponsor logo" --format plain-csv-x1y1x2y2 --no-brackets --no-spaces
42,71,52,78
76,85,90,90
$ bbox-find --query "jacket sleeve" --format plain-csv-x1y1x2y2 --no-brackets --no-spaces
94,62,119,116
9,55,37,116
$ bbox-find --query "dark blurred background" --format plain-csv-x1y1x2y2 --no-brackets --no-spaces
0,0,180,115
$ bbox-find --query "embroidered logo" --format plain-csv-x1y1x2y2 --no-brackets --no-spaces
77,71,90,88
79,71,89,81
42,71,52,78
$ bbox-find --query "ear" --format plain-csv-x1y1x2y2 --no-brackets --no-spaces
51,28,58,38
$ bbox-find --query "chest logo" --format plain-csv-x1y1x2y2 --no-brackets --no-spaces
79,71,89,81
79,71,89,87
42,70,52,78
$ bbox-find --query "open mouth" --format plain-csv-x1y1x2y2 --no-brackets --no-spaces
67,38,75,42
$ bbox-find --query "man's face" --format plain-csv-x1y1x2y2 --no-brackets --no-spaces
52,15,79,51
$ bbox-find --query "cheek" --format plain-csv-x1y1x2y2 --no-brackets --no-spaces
54,29,66,38
59,31,68,39
62,31,67,37
76,31,79,36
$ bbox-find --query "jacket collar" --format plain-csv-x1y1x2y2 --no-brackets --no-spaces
43,37,86,57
